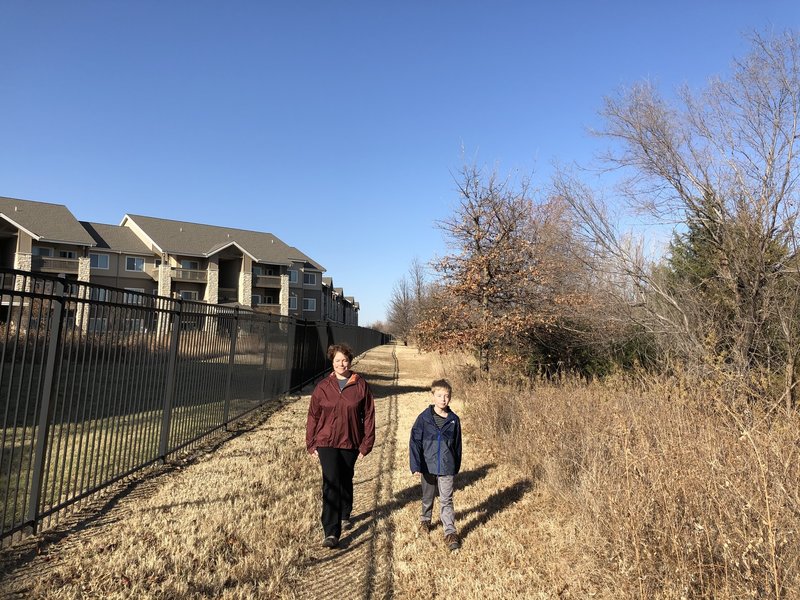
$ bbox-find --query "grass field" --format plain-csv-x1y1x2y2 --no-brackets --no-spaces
2,343,795,598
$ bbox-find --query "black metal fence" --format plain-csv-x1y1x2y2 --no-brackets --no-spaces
0,268,387,543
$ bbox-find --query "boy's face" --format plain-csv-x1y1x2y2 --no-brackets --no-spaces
432,387,451,410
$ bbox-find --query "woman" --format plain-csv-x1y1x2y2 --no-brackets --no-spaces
306,343,376,548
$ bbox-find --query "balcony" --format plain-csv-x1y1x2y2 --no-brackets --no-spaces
172,267,207,282
31,256,80,275
254,274,281,288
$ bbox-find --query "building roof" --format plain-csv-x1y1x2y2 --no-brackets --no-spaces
80,222,154,255
0,196,96,246
121,214,325,270
287,246,325,271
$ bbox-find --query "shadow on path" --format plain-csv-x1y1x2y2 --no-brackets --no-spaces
457,479,534,540
0,397,287,579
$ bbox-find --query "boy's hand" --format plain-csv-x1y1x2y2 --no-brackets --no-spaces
411,471,419,476
311,449,319,461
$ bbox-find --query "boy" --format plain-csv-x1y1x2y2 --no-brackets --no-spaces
409,379,463,551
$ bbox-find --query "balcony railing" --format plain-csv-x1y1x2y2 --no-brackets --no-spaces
172,267,207,282
254,274,281,288
31,256,80,274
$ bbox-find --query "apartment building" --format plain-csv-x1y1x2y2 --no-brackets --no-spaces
120,214,329,318
0,196,95,280
321,277,359,325
0,197,360,322
81,222,158,294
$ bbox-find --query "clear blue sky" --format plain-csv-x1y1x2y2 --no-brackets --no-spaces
1,2,797,325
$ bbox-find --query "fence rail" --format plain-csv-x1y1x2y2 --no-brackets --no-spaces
0,267,387,544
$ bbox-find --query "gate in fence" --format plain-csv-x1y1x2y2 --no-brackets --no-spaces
0,268,387,543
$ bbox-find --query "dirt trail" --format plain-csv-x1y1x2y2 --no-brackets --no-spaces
0,343,435,599
1,343,555,599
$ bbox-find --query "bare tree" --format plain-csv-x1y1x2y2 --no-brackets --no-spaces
561,32,800,401
387,275,414,342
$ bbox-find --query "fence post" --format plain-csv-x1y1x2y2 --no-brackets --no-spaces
222,308,239,430
260,316,271,399
158,300,182,461
27,279,65,533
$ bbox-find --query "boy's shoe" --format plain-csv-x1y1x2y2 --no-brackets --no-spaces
341,518,353,531
322,535,339,549
417,520,431,534
445,533,460,551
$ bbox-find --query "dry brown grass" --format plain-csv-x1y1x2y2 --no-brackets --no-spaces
7,344,792,599
456,360,800,599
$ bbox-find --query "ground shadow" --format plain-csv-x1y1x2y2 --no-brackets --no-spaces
300,464,497,567
378,462,497,521
456,479,534,541
0,399,285,578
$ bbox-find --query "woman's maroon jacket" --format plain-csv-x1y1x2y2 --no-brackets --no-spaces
306,371,376,456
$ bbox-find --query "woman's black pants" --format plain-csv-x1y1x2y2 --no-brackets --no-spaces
317,447,359,538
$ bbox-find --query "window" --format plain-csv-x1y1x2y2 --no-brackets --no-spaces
155,258,162,268
180,259,199,270
264,295,274,304
180,290,199,301
303,273,316,286
90,253,109,269
32,247,53,257
288,294,297,311
303,298,316,312
288,269,298,284
59,250,77,259
126,256,145,272
251,294,261,306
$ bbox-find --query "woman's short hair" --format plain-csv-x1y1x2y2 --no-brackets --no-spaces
327,343,354,362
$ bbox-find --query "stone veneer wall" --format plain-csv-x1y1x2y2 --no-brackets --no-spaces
280,274,289,316
239,270,252,306
13,253,31,292
77,257,91,282
205,265,219,304
158,263,172,298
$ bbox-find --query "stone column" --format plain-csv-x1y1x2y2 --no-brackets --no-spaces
75,257,92,332
279,273,289,316
239,256,253,307
205,262,219,304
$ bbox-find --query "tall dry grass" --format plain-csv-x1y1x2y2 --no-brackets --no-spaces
447,358,800,599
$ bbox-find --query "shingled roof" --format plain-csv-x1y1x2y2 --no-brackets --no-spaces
0,196,96,246
121,214,325,270
80,222,154,254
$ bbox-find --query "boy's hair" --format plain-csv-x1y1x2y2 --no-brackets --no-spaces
327,343,354,362
430,379,452,394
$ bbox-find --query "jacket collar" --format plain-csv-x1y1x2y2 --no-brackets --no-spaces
427,405,454,423
328,371,359,388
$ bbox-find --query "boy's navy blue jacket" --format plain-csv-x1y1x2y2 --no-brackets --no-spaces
409,406,462,476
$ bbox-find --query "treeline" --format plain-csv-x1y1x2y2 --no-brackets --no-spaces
388,32,800,408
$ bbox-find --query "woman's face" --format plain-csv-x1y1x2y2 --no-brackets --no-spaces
332,352,351,377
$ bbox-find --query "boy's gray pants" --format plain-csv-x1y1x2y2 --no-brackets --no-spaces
420,473,456,535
